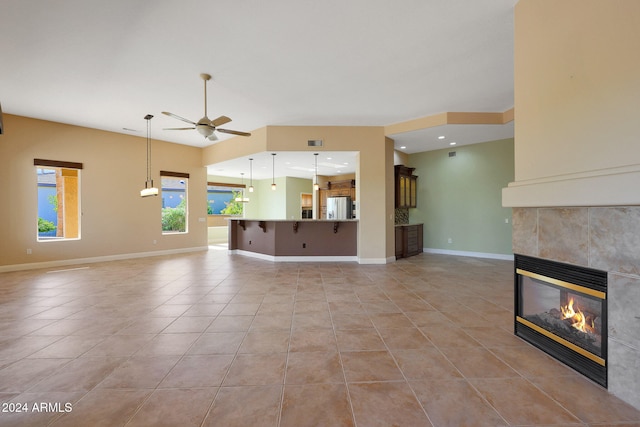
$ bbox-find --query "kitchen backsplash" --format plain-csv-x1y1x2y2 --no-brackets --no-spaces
395,208,409,225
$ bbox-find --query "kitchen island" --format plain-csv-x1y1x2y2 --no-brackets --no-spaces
228,219,357,262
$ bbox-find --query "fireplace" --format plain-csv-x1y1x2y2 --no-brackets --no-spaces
514,254,608,387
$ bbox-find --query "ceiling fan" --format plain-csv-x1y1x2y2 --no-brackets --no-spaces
162,73,251,141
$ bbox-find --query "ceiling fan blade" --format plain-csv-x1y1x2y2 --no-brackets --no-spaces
211,115,232,127
216,128,252,137
163,127,196,130
162,111,196,125
208,133,219,141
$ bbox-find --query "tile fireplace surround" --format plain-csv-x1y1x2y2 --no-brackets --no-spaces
512,206,640,409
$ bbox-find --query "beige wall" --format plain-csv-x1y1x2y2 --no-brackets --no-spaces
3,115,416,266
0,114,208,269
203,126,394,262
504,0,640,207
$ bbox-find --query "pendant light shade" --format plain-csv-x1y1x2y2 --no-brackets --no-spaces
313,153,319,191
271,153,277,190
235,173,250,203
248,158,254,193
140,114,158,197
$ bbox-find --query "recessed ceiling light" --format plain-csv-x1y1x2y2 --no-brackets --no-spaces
438,136,445,140
343,162,349,165
327,157,332,160
449,142,457,146
400,146,406,149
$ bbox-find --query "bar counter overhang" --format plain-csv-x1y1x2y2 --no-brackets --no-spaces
227,219,358,262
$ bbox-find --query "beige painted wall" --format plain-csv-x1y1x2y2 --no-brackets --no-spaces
0,114,208,269
203,126,394,262
504,0,640,207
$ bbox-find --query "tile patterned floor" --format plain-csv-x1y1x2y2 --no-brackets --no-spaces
1,249,640,426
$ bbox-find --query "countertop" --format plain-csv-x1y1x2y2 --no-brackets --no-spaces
394,223,424,227
227,218,359,222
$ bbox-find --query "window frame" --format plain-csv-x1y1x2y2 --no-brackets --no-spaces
161,170,189,234
35,158,83,242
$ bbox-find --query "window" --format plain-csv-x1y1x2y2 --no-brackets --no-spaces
207,182,245,216
161,171,188,233
35,159,82,241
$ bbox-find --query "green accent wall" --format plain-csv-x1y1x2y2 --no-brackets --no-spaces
241,176,312,219
409,138,514,255
285,177,313,219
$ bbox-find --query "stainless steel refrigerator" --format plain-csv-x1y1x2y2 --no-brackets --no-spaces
326,196,353,219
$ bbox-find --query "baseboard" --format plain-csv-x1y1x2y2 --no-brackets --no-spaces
358,256,395,265
230,249,358,263
0,246,209,273
423,248,514,261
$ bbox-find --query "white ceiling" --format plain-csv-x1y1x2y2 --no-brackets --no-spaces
209,151,359,181
0,0,517,178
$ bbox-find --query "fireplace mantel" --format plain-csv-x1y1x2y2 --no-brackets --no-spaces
502,166,640,208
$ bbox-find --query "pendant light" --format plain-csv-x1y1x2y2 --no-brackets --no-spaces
235,173,250,203
140,114,158,197
313,153,319,191
248,158,254,192
271,153,277,190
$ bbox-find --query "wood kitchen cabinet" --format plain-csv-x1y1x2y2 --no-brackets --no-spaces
301,193,313,208
319,188,328,219
395,223,423,259
319,179,356,219
327,179,355,197
395,165,417,208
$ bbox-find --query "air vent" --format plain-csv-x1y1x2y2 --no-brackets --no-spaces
448,151,456,157
308,139,323,147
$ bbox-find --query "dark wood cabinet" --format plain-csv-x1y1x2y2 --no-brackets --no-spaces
395,223,423,259
395,165,417,208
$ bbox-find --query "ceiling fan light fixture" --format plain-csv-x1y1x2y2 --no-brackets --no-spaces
163,73,251,142
196,122,214,138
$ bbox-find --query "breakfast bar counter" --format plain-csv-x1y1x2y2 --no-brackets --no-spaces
227,219,358,261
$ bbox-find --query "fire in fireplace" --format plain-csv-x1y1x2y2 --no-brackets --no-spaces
514,255,607,387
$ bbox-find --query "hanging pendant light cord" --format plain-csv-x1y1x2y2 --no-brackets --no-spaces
146,119,151,183
145,114,153,185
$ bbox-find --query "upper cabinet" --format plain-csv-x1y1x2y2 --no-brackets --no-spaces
318,179,356,219
301,193,313,208
395,165,417,208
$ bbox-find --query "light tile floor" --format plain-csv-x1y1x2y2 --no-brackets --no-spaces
1,250,640,426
